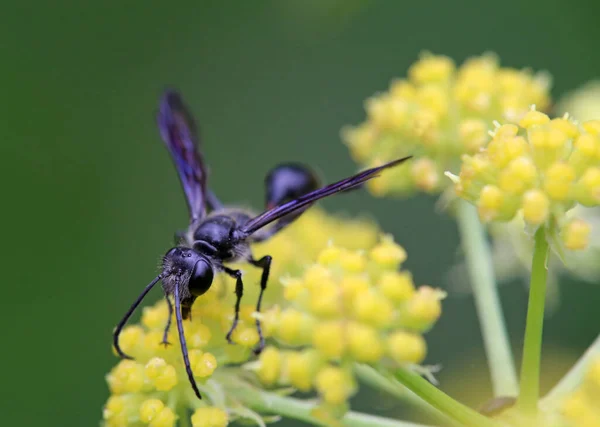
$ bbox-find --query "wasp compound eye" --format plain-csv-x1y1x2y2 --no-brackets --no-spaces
189,258,214,297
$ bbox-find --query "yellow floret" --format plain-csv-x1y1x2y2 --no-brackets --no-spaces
562,219,591,250
519,109,550,128
107,360,146,394
399,286,443,331
353,290,394,328
387,331,427,364
257,347,282,386
339,249,367,273
315,366,356,405
139,399,165,423
142,302,169,330
369,235,407,269
522,189,550,225
312,321,346,359
287,350,322,391
408,53,455,84
342,52,551,197
148,407,176,427
347,322,384,362
194,352,218,378
378,271,415,303
191,407,229,427
478,186,505,222
277,308,313,345
544,162,575,200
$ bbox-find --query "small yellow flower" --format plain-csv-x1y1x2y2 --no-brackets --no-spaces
139,399,165,423
342,52,551,196
562,219,591,251
315,366,356,405
387,331,427,364
453,109,600,250
255,237,442,419
560,356,600,426
191,407,228,427
102,208,384,426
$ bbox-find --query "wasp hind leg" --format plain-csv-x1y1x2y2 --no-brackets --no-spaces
249,255,272,355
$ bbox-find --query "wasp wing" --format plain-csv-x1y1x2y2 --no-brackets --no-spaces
241,157,411,236
157,90,209,223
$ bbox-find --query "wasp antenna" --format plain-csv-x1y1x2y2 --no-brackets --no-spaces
113,273,165,359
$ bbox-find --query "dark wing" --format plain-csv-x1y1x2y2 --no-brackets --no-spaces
241,156,411,235
157,90,208,223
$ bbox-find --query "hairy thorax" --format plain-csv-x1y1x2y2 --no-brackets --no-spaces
187,208,255,262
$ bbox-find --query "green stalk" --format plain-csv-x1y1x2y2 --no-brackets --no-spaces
179,411,191,427
354,364,461,427
541,333,600,407
456,200,519,397
393,366,501,427
517,226,549,414
233,387,432,427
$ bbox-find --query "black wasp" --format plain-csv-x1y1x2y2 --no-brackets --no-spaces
113,90,411,399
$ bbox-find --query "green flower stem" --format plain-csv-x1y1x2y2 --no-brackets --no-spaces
541,333,600,407
456,200,519,397
233,387,431,427
354,364,460,427
179,411,191,427
517,226,549,414
393,366,501,427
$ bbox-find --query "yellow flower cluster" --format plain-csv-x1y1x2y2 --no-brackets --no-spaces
342,52,551,196
453,109,600,250
102,208,380,426
561,357,600,427
255,236,444,421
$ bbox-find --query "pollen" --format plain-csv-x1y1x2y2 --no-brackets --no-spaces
342,52,551,196
191,407,229,427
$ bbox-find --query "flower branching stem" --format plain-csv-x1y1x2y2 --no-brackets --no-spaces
354,364,460,427
517,226,549,414
393,366,501,427
456,200,519,397
232,386,430,427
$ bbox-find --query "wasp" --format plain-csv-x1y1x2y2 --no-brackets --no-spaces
113,90,411,399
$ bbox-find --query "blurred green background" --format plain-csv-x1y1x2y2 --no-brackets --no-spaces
2,1,600,425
